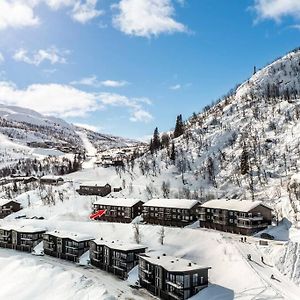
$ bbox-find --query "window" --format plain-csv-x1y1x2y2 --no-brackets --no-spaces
207,209,210,212
193,273,198,286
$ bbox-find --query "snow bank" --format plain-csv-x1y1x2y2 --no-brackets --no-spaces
0,250,112,300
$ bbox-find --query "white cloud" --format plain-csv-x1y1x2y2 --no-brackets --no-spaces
0,81,153,122
253,0,300,21
71,76,129,88
0,53,4,64
169,84,181,90
0,81,99,117
72,0,104,24
101,80,128,87
97,92,153,123
74,122,102,132
0,1,39,30
13,47,69,66
112,0,187,38
130,109,153,122
0,0,102,30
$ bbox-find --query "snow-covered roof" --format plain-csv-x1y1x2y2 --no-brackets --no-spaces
93,239,146,251
201,199,271,212
93,198,142,207
40,175,64,181
0,198,19,206
140,252,210,272
46,230,94,242
80,181,111,187
143,199,199,209
0,224,46,233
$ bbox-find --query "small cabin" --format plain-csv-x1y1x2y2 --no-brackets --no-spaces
40,175,64,186
0,199,21,219
77,183,112,196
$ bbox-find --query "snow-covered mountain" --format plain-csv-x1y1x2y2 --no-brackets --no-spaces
0,103,141,175
78,48,300,225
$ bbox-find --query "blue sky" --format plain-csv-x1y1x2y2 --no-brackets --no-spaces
0,0,300,140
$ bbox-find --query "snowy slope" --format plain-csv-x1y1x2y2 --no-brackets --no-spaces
74,48,300,224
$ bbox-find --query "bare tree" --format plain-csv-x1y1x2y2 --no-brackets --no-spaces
133,224,142,244
158,226,165,245
161,181,170,198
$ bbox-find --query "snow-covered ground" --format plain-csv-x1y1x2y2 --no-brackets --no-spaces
2,214,300,300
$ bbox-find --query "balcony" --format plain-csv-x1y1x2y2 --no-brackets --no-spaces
237,215,264,221
166,281,184,290
237,222,268,229
213,219,227,225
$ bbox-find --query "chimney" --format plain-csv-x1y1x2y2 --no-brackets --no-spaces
157,256,160,259
188,262,192,267
162,253,166,256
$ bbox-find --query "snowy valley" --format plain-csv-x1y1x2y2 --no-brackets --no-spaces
1,49,300,300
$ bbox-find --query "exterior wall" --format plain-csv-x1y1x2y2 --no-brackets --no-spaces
139,257,209,300
43,234,91,262
40,179,64,186
0,229,12,249
0,229,44,252
93,201,143,223
90,241,146,279
142,204,199,227
77,184,111,196
0,201,21,219
199,204,273,235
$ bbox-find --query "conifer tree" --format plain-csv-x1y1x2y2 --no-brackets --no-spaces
152,127,161,152
170,142,176,161
241,143,250,175
174,114,184,138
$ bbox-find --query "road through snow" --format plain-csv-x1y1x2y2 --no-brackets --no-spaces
224,234,300,300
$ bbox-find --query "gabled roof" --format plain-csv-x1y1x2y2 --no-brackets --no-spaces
201,199,272,212
143,199,199,209
93,198,142,207
140,252,210,272
93,239,146,251
46,230,94,242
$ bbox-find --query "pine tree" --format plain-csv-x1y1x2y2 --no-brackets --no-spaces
170,142,176,161
240,143,250,175
152,127,161,152
174,114,184,138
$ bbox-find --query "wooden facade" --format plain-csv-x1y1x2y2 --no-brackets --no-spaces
40,176,64,185
0,225,45,252
199,199,273,235
92,198,144,223
90,239,147,279
77,183,112,196
0,200,21,219
142,199,200,227
43,231,93,262
139,253,210,300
